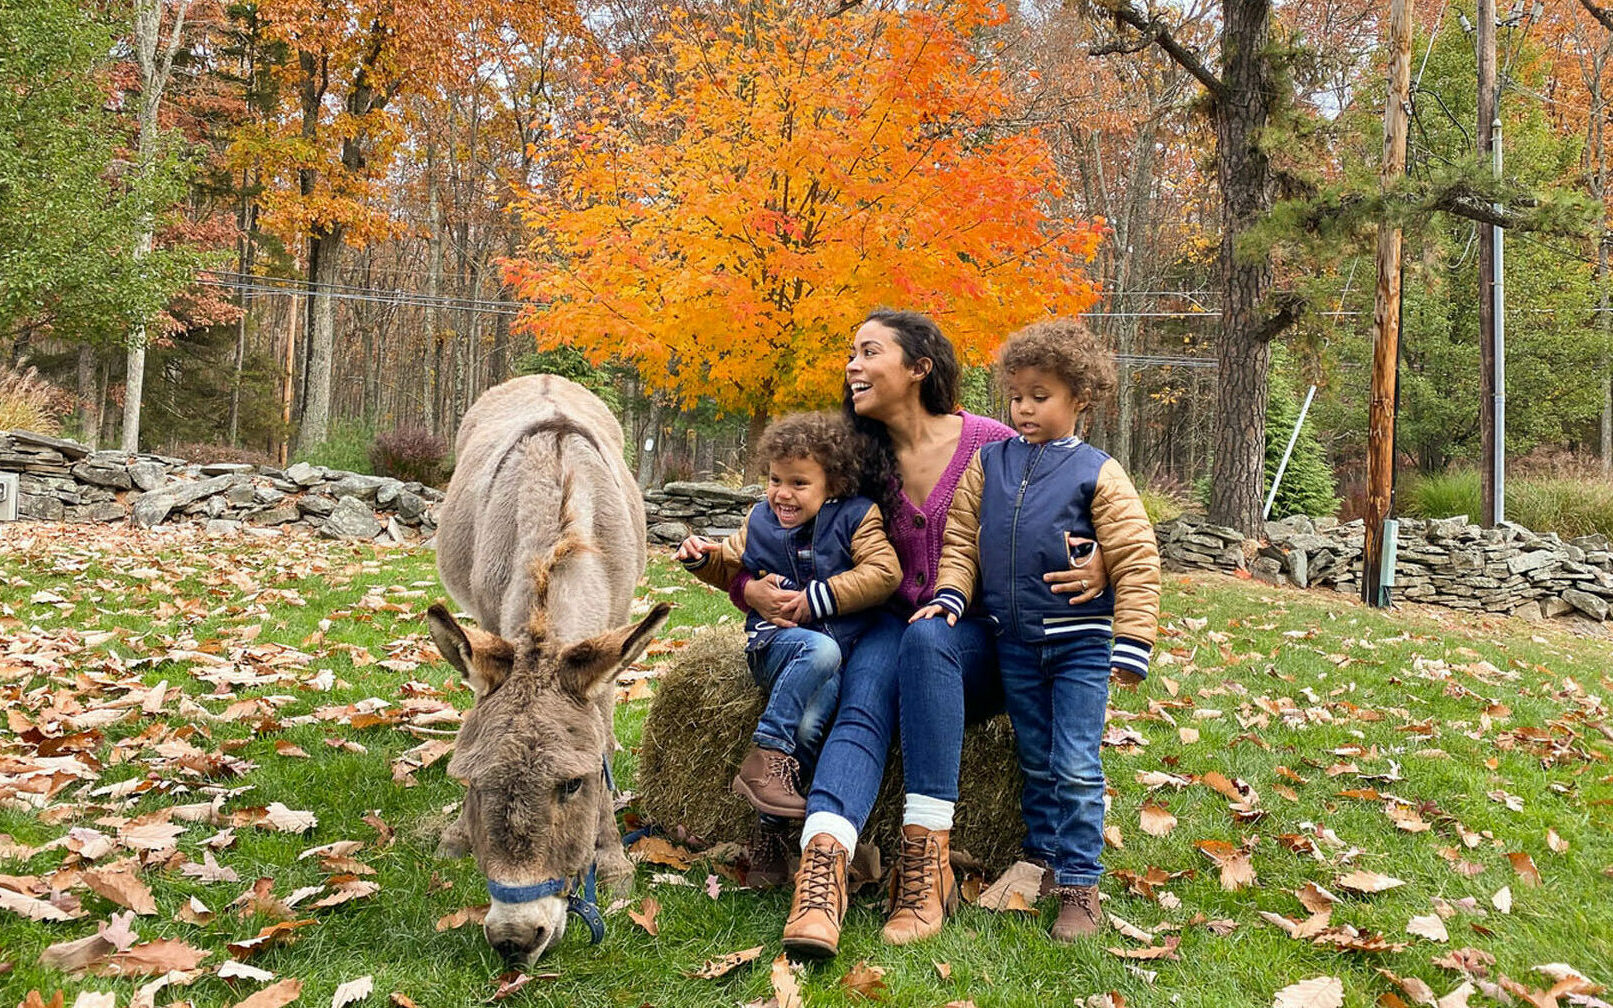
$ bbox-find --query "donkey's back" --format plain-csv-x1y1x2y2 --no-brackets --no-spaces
435,374,645,641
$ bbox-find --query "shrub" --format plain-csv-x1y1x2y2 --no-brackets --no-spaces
369,426,448,486
1193,372,1340,520
1402,469,1613,539
292,419,375,475
0,363,73,435
1139,487,1186,525
169,442,277,468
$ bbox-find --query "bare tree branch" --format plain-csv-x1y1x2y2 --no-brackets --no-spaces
1088,0,1226,100
1579,0,1613,32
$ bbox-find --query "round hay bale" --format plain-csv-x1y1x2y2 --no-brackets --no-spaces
636,626,1027,872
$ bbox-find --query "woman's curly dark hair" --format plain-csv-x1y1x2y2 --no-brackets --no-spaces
840,308,962,526
997,318,1117,406
756,412,866,499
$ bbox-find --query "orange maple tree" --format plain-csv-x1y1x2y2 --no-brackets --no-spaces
503,0,1105,435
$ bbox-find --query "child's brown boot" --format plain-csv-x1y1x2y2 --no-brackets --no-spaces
1049,884,1103,942
731,747,807,819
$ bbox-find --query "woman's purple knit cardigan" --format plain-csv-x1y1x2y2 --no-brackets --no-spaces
730,411,1012,613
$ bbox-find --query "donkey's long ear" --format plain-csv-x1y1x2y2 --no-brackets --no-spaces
556,602,673,702
427,603,514,699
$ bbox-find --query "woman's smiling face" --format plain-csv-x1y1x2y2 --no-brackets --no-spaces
845,321,927,420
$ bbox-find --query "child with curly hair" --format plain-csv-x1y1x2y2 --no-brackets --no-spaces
912,319,1161,942
676,411,900,884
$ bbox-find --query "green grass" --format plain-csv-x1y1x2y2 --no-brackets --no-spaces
2,529,1611,1007
1402,469,1613,539
291,418,376,475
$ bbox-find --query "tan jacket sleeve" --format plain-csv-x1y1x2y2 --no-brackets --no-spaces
1091,458,1162,656
931,453,985,615
811,503,901,618
677,514,749,590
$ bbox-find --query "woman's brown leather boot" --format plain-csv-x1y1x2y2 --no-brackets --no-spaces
781,833,849,959
880,825,957,945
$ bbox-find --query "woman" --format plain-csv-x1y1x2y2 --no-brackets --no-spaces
737,309,1106,958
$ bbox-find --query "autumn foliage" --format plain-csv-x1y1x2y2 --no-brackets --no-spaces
504,0,1105,427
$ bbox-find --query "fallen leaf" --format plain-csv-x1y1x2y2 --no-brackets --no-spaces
705,874,721,900
628,835,693,871
1296,882,1339,915
0,887,79,922
1273,976,1344,1008
69,993,114,1008
933,961,952,981
330,975,372,1008
629,897,660,935
490,973,532,1001
81,868,157,916
227,920,317,959
771,954,803,1008
1139,804,1178,838
1195,839,1256,891
40,933,116,973
434,905,488,931
686,946,764,979
93,939,210,977
180,851,240,884
1492,886,1513,914
232,978,302,1008
1545,829,1569,854
1376,968,1438,1007
310,879,379,909
1507,853,1542,887
1407,915,1450,942
978,860,1045,911
1105,936,1181,960
1430,949,1495,975
1335,870,1406,894
1436,982,1475,1008
218,960,277,982
842,961,888,1000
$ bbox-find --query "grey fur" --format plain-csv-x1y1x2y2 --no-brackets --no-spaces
430,375,662,962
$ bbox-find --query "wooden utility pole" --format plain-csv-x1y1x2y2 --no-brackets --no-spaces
1477,0,1502,526
1363,0,1415,607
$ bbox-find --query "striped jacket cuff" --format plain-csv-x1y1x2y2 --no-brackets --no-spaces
1111,635,1153,678
932,588,968,618
805,579,838,621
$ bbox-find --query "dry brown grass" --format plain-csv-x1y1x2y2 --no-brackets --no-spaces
0,363,72,435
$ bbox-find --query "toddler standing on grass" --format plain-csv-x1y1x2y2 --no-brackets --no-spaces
912,319,1161,942
675,412,900,884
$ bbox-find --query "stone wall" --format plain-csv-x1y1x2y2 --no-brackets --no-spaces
0,430,761,547
1,430,442,542
1158,512,1613,623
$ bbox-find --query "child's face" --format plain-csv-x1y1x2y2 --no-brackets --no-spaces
766,455,831,529
1005,366,1086,444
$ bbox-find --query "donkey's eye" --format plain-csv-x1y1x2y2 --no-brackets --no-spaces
559,776,585,798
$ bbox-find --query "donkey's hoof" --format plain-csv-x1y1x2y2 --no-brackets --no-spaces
436,828,470,860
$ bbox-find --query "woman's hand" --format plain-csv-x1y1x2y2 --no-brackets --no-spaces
742,573,805,628
908,603,956,626
1043,535,1106,605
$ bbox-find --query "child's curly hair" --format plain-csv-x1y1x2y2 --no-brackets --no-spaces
757,412,865,499
997,318,1117,406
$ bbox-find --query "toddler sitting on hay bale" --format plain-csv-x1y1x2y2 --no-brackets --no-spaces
636,626,1028,877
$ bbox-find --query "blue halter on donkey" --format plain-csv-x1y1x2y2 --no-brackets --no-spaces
482,755,616,945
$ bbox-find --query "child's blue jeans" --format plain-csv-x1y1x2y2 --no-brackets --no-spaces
995,634,1111,887
747,627,843,778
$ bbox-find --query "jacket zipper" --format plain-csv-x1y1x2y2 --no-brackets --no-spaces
1007,443,1045,637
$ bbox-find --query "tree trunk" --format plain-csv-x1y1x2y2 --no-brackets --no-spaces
747,406,769,482
636,396,663,489
120,0,191,454
294,226,342,456
1205,0,1277,534
76,345,99,449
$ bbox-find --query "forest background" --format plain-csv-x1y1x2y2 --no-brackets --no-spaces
7,0,1613,534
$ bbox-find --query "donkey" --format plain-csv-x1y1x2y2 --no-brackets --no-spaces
427,374,665,963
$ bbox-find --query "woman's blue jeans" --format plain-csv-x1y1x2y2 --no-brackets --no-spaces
996,634,1111,887
747,627,843,779
804,611,1013,832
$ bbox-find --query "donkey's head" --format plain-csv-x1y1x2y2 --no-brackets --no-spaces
427,599,671,963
